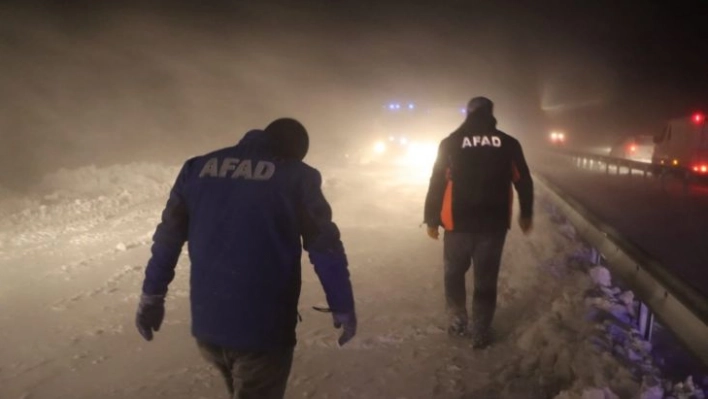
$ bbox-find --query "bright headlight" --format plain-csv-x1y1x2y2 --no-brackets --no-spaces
405,142,437,163
373,141,387,154
398,141,438,182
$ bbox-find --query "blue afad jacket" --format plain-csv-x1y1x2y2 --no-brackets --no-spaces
141,130,354,351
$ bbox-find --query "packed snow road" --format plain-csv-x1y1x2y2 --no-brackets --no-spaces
0,161,671,398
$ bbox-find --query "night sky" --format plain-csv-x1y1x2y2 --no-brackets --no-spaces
2,1,708,185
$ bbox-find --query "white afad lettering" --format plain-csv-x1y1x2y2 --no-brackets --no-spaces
461,135,503,148
199,158,276,180
253,161,276,180
232,159,253,179
199,157,219,177
219,157,239,177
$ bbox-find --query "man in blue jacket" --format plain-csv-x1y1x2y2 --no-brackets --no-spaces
136,118,356,398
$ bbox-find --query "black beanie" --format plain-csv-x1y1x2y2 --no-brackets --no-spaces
265,118,309,161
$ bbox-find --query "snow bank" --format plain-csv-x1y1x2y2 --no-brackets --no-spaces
534,202,706,399
0,163,178,252
37,163,179,199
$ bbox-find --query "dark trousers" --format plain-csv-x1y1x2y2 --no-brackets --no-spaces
196,340,294,399
443,230,507,335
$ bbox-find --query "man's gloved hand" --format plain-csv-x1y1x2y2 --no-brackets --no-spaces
136,294,165,341
333,311,357,347
518,216,533,235
426,225,440,240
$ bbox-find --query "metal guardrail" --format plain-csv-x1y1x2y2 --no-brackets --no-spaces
556,148,702,191
533,158,708,366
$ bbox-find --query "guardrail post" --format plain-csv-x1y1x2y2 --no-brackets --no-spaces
590,248,608,267
638,301,655,341
590,247,603,265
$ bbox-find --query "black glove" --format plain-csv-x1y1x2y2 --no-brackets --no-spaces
333,311,357,347
136,294,165,341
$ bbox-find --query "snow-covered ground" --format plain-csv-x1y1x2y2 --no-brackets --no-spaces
0,161,702,398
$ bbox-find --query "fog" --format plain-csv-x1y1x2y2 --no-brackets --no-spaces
2,2,708,177
5,2,708,191
0,2,553,189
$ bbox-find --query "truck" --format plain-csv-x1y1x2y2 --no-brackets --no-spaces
652,112,708,176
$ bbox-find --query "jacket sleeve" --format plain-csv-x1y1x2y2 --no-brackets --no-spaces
424,140,448,227
142,161,191,296
299,168,355,313
510,140,534,218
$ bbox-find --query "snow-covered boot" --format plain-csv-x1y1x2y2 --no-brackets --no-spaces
470,327,493,349
447,315,468,337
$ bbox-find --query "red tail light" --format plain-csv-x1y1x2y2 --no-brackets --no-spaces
692,164,708,173
629,145,637,152
693,113,705,124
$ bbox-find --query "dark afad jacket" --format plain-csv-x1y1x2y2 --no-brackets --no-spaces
424,116,534,233
142,130,354,351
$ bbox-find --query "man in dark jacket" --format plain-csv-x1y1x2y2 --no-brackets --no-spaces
424,97,533,348
135,118,356,398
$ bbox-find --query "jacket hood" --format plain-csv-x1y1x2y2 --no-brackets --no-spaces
237,129,273,153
